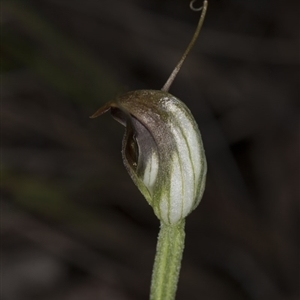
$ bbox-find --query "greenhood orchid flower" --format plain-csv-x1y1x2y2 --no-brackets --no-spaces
91,89,207,225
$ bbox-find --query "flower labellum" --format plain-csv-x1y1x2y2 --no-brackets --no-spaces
91,1,208,225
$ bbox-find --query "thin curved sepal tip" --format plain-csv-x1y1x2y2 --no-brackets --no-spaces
161,0,208,92
190,0,207,12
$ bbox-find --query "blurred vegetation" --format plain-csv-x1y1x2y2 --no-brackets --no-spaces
2,0,299,299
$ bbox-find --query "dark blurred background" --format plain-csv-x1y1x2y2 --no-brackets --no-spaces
2,0,299,299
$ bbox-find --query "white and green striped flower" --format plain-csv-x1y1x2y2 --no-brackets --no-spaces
91,89,207,225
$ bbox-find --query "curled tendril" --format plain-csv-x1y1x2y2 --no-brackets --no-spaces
162,0,208,92
190,0,204,12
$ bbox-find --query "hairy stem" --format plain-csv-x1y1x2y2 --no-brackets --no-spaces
150,220,186,300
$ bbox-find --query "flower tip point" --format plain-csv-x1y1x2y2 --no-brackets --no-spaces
89,112,101,119
90,103,113,119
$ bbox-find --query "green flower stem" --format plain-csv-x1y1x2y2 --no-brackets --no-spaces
150,220,186,300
